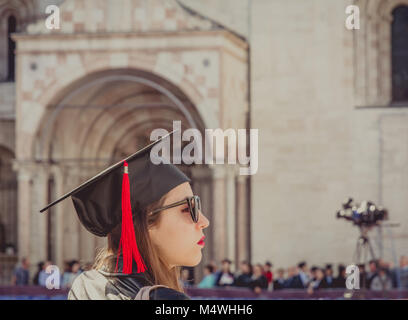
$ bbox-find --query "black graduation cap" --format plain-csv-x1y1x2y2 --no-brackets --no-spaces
40,130,191,274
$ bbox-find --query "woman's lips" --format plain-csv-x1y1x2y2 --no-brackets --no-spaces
197,236,205,246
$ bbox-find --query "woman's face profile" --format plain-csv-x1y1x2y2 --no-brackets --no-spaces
148,182,210,269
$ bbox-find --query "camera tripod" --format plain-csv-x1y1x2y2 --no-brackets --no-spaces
351,226,387,297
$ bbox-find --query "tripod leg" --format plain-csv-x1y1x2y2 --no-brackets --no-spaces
354,237,362,265
362,240,368,289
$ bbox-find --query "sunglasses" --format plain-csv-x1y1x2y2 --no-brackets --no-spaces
151,195,201,223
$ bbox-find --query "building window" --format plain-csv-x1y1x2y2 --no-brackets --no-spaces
7,15,16,82
392,6,408,103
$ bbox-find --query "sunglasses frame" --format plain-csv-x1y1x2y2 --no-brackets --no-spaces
150,195,201,223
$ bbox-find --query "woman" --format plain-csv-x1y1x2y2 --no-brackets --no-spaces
41,132,209,300
70,180,209,300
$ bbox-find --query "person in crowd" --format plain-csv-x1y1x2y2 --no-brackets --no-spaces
291,261,309,289
316,267,329,289
369,266,393,290
366,259,378,288
209,260,218,274
11,257,30,286
263,261,273,290
309,267,328,290
181,268,192,288
380,259,397,288
284,266,297,288
215,258,235,287
397,255,408,289
249,263,268,293
357,263,368,289
38,261,52,287
33,261,44,285
209,260,220,285
197,264,216,289
66,260,82,288
386,261,400,288
324,264,334,288
61,260,73,288
273,268,286,290
307,267,327,293
234,261,252,288
309,266,318,282
333,264,347,288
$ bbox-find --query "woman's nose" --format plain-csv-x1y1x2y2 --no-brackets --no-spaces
198,210,210,229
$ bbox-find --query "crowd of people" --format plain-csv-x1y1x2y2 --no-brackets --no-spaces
11,258,91,288
190,256,408,294
10,255,408,294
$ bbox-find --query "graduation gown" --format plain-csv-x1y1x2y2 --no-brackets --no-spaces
68,260,190,300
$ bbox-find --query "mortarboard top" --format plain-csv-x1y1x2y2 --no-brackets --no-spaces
39,130,191,274
40,129,191,236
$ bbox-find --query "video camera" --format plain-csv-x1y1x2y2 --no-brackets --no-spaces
336,198,388,228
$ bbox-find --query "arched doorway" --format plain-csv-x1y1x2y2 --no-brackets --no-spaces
33,68,213,281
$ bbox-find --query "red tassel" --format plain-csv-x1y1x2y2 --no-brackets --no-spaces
115,161,147,274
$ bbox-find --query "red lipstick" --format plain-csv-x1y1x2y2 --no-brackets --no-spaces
197,236,205,246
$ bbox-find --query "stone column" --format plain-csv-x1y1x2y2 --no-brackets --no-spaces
236,174,249,264
226,166,236,269
14,161,33,261
191,165,212,283
62,166,81,260
50,164,65,270
211,165,227,264
30,164,49,265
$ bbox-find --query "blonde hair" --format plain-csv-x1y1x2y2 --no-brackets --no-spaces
93,195,184,293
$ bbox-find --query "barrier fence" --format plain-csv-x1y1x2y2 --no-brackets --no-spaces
0,286,407,300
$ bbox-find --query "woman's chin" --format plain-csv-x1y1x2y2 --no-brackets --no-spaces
183,252,202,267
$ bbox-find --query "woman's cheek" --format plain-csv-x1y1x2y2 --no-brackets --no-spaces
161,211,199,265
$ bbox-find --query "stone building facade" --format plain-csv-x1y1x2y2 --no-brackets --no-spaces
0,0,407,282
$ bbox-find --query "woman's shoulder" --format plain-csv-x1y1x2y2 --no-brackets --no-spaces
68,270,104,300
68,269,191,300
68,269,120,300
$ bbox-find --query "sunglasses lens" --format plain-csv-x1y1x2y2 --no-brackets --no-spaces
197,196,201,210
190,196,200,223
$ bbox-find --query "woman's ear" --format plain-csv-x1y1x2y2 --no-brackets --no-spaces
147,224,159,242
